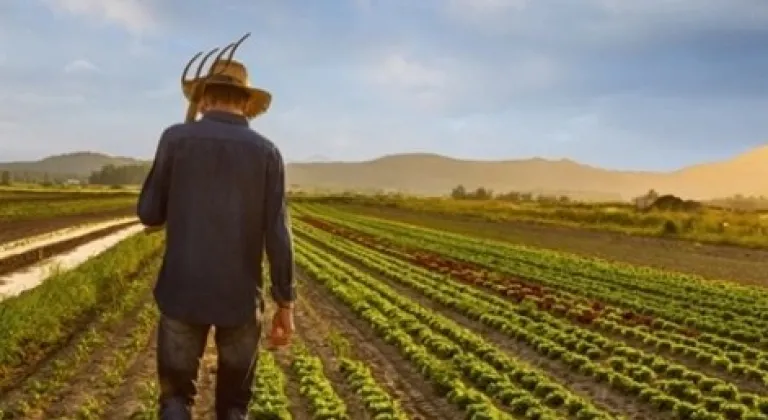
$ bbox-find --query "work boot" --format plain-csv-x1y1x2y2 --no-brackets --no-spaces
159,397,192,420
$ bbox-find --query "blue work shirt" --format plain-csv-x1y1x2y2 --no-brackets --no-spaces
137,110,295,326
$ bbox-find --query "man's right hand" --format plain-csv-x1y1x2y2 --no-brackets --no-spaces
269,303,295,347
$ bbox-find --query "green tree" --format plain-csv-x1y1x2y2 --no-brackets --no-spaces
450,185,467,199
88,163,151,185
472,187,493,200
0,171,10,186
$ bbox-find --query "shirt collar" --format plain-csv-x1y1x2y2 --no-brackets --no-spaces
201,110,248,126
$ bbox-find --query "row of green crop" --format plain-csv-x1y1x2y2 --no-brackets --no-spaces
293,214,768,385
249,350,293,419
296,236,611,420
290,344,350,419
300,199,768,310
0,232,164,388
0,195,136,222
0,256,159,417
294,219,768,419
127,295,408,419
297,204,768,348
66,303,158,419
130,349,296,420
298,203,768,318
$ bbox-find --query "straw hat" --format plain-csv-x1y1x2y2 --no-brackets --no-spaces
182,59,271,119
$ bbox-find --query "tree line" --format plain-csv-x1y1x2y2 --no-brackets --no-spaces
87,163,151,185
0,163,151,187
449,184,572,203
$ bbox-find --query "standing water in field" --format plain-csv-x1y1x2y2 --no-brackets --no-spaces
0,224,145,301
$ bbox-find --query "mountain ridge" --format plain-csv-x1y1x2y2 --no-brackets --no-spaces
2,147,767,200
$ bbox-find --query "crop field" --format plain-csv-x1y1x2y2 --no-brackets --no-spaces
1,192,768,420
0,189,137,245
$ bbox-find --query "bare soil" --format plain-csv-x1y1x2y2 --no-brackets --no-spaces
191,335,218,420
0,220,139,276
339,204,768,286
0,208,135,246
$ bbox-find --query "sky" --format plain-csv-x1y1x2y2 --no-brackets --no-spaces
1,0,768,170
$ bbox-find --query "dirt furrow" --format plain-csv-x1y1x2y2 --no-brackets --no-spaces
293,293,371,420
0,250,162,397
38,301,156,419
191,335,218,420
0,208,136,246
0,300,151,419
0,220,139,276
102,333,158,419
296,272,468,420
263,298,316,420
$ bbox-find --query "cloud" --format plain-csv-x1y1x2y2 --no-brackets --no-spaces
63,59,99,74
42,0,156,34
1,0,767,171
369,54,448,90
360,47,565,115
362,53,449,110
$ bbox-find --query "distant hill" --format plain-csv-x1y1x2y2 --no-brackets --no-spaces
3,146,768,200
0,152,146,181
285,147,768,200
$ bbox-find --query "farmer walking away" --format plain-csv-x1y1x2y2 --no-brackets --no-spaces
137,33,296,420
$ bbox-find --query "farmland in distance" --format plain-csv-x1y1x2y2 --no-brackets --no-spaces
0,189,767,419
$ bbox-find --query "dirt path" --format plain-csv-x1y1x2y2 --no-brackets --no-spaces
102,333,158,419
0,208,135,245
191,334,218,420
338,204,768,286
296,272,470,420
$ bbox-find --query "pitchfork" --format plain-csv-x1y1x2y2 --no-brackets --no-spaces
180,32,251,123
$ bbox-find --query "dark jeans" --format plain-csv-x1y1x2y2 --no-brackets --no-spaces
156,313,261,420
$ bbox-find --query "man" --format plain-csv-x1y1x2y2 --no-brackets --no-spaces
137,57,295,420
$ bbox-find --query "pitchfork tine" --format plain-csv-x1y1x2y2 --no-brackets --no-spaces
228,33,251,60
208,44,234,76
194,48,220,79
212,33,252,76
181,51,203,83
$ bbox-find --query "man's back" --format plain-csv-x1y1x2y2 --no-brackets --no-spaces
137,110,294,327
